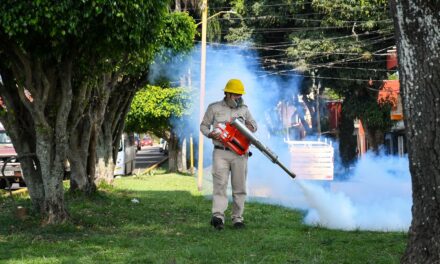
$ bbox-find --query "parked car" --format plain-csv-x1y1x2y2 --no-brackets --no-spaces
141,136,153,147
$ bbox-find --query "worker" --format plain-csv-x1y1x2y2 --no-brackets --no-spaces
200,79,257,230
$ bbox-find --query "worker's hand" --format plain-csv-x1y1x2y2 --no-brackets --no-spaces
245,120,255,132
208,130,221,140
236,117,245,123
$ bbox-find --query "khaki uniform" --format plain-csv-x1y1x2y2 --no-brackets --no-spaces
200,99,257,224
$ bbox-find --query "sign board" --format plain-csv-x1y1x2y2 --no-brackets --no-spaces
287,140,334,180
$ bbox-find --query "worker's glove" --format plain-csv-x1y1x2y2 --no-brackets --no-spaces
208,130,221,140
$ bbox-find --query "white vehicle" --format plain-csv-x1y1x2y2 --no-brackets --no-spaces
0,122,23,189
114,133,137,175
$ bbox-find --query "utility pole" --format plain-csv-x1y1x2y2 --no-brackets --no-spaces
197,0,208,191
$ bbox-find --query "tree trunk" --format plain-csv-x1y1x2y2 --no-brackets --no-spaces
69,149,90,191
338,109,357,168
86,124,98,187
0,56,73,224
95,121,116,185
14,141,45,213
69,74,113,192
69,117,96,193
302,94,317,134
168,132,179,172
390,1,440,263
361,121,384,153
94,80,135,184
20,160,45,212
0,67,46,212
36,126,69,224
177,137,187,173
175,0,181,11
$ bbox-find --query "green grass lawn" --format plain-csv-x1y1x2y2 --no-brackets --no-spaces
0,168,407,264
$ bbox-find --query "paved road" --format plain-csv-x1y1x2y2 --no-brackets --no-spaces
134,145,167,173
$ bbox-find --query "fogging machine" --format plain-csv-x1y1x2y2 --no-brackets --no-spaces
215,118,296,179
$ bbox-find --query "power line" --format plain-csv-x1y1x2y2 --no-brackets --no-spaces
177,1,389,12
173,1,317,12
256,71,387,82
202,15,392,25
206,24,393,35
196,35,394,56
248,29,393,49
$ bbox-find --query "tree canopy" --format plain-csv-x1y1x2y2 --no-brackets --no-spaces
125,85,192,136
0,0,191,223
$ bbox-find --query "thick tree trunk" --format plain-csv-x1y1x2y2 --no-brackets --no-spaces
390,1,440,263
0,68,45,212
36,128,69,224
0,52,74,223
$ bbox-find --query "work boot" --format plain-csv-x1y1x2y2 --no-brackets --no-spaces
233,222,245,229
210,216,224,230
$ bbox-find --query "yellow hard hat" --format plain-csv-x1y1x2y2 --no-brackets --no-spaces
224,79,245,94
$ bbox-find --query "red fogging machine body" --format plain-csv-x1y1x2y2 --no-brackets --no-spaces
214,119,296,179
215,122,250,156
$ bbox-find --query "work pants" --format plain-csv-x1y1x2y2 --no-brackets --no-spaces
211,148,248,224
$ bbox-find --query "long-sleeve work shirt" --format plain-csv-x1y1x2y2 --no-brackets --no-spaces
200,99,257,147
